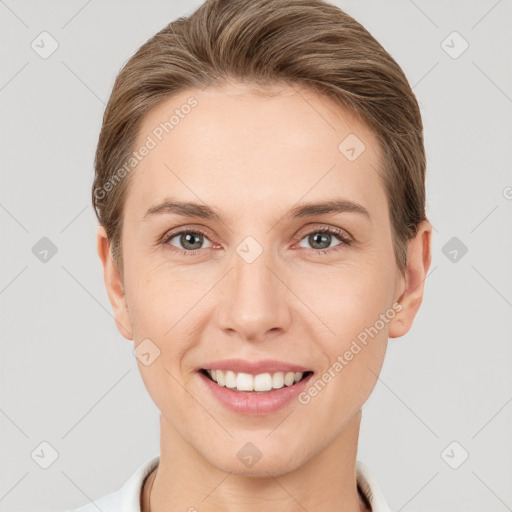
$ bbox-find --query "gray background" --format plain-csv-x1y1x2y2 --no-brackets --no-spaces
1,0,511,511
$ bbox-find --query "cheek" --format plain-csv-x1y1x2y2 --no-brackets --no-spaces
125,259,184,334
134,336,191,418
294,255,394,402
123,266,190,402
302,269,392,426
300,260,395,340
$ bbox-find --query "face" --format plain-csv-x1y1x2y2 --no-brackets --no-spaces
98,81,431,476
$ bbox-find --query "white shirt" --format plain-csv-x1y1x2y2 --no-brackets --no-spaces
66,454,392,512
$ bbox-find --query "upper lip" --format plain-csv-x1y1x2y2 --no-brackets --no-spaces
197,358,313,375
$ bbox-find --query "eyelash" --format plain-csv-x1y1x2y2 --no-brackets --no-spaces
160,226,353,257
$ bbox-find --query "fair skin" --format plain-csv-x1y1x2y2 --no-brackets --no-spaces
97,81,432,512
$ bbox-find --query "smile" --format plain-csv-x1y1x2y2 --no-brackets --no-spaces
198,369,315,415
200,368,314,393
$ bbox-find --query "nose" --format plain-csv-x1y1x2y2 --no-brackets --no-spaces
216,247,292,342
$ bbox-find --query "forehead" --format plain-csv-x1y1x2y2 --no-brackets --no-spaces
125,82,386,222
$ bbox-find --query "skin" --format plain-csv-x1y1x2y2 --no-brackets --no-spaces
97,81,432,512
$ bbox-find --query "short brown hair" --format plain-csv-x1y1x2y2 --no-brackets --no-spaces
92,0,427,276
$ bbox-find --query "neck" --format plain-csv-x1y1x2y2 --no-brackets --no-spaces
142,410,370,512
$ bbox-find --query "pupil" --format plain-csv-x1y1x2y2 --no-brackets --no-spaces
183,233,202,250
310,232,330,249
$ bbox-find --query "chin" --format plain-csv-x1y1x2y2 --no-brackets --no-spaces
204,443,308,478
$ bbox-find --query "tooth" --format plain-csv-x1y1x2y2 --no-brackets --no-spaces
225,370,237,388
216,370,226,387
236,372,254,391
206,369,308,391
254,373,273,392
272,372,284,389
284,372,295,386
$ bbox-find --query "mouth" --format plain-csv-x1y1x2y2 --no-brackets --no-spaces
197,367,316,415
198,368,315,394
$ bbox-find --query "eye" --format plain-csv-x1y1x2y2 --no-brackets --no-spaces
296,226,352,254
161,225,352,257
162,228,213,255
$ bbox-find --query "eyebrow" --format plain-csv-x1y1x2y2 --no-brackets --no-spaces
142,197,371,222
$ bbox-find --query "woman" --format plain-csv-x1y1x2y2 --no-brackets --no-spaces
68,0,432,510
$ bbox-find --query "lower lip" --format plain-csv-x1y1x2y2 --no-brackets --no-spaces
198,370,314,416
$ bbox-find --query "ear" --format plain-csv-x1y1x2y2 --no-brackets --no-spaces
96,225,133,340
388,220,432,339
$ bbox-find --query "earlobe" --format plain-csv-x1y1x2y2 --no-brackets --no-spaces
96,225,133,340
388,221,433,339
